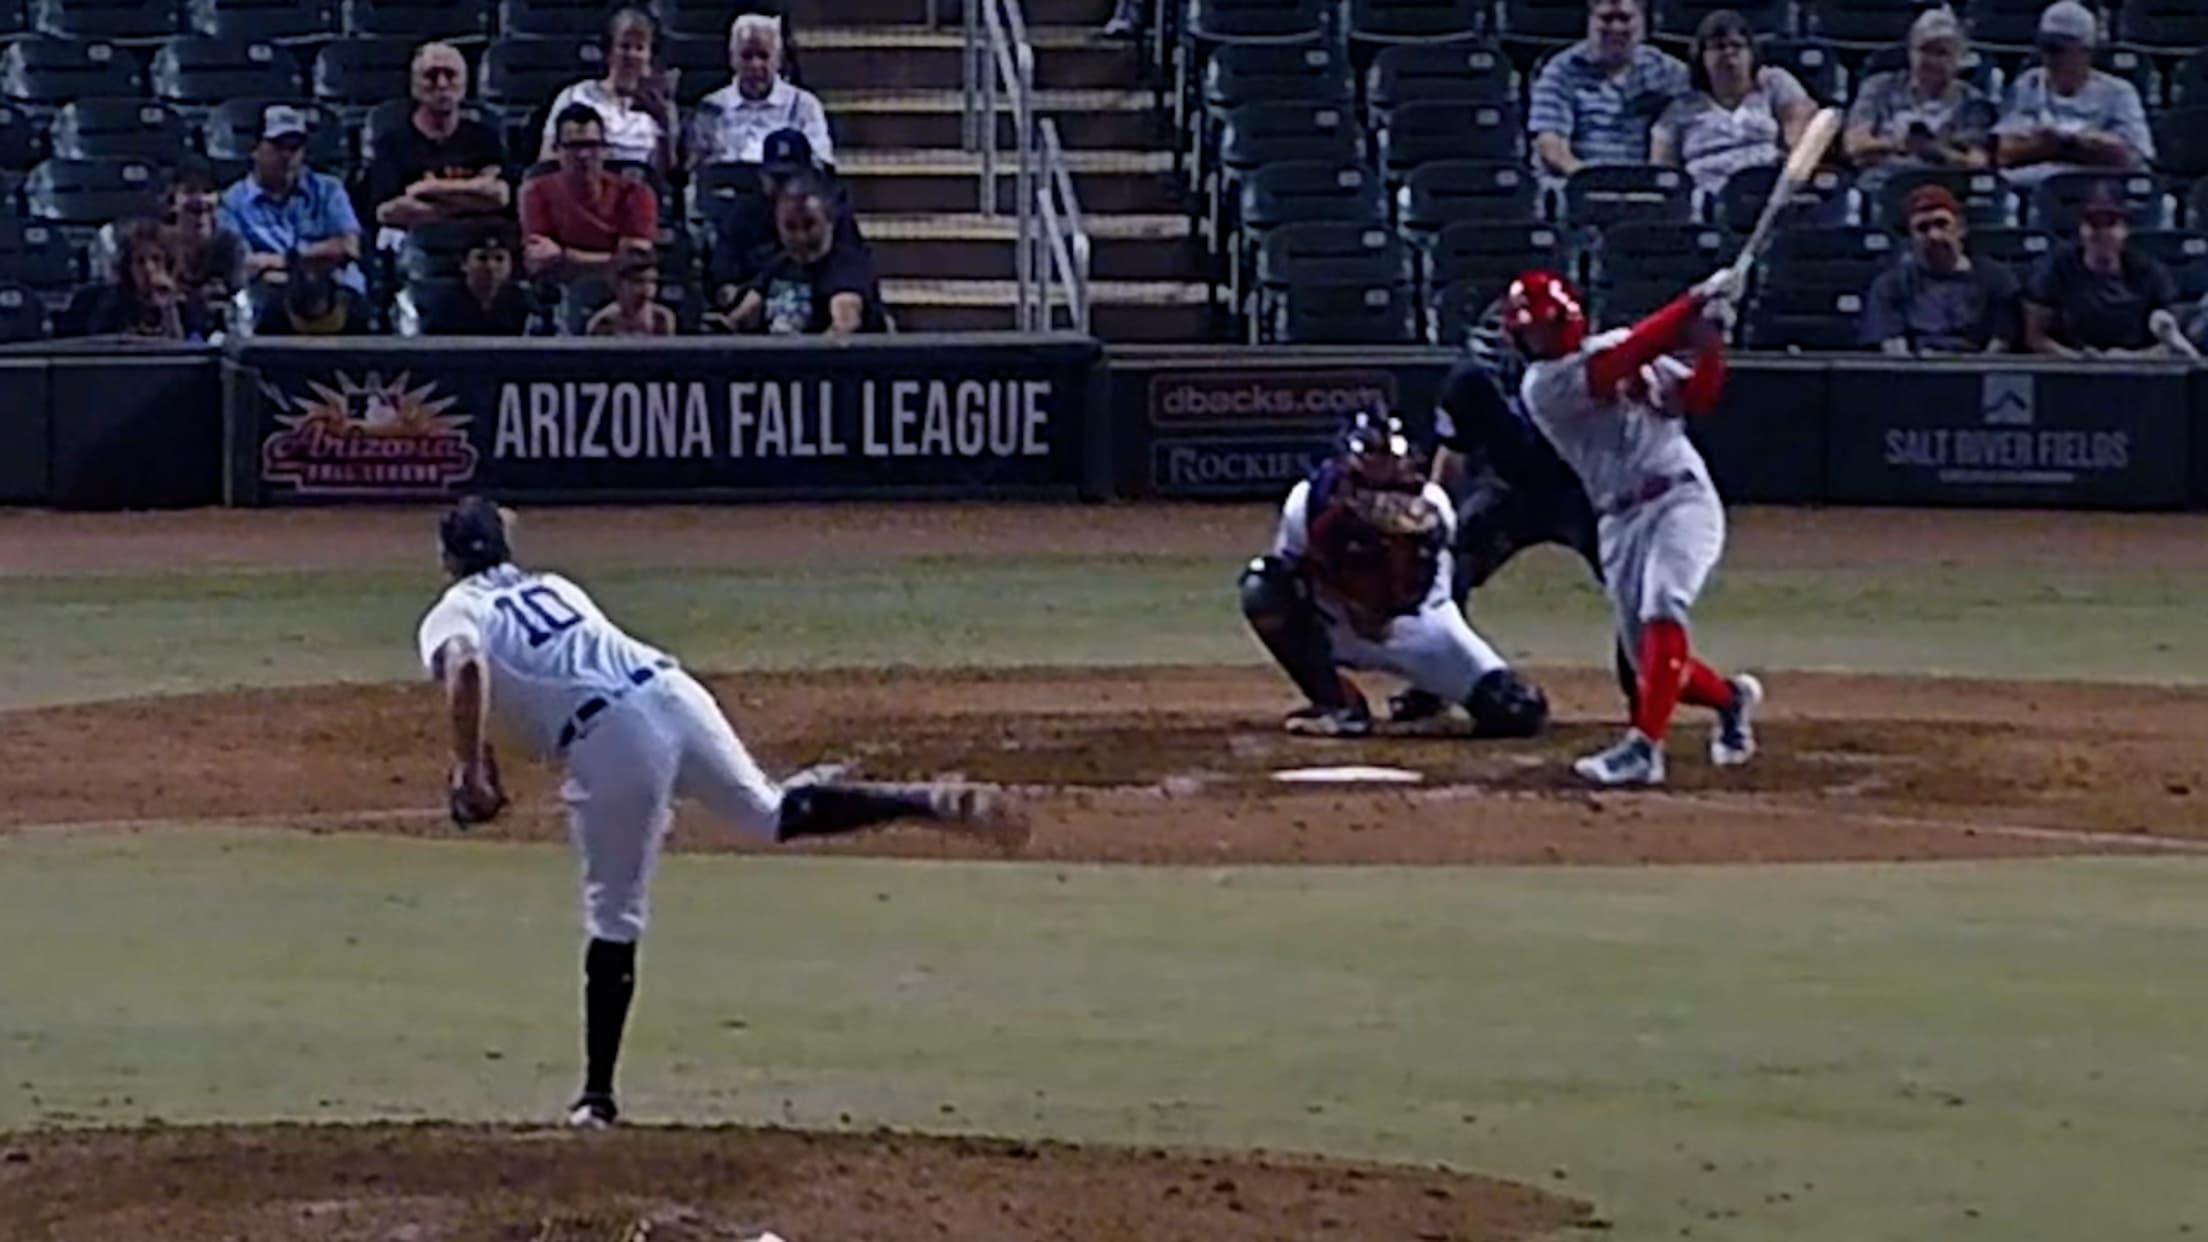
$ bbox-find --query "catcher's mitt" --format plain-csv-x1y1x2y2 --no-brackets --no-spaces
448,745,507,829
1308,485,1445,637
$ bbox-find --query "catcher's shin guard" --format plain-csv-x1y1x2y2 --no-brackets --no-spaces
1238,556,1351,709
1466,668,1550,738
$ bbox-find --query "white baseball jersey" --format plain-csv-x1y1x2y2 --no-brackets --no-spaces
1520,331,1708,509
417,564,674,759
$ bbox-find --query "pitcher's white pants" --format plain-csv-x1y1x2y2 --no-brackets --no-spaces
560,670,783,943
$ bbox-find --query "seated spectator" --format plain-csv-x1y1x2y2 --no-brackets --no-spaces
422,225,531,335
1528,0,1689,180
1843,7,1996,195
1994,1,2152,191
164,159,246,323
540,6,677,172
217,105,364,295
1860,184,2019,355
520,104,658,285
2023,182,2182,357
1650,9,1815,197
687,13,833,170
706,127,864,304
723,174,886,336
84,217,217,341
586,253,677,336
253,262,374,336
370,42,510,239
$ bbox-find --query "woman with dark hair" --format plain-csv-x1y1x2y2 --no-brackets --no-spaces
85,217,216,341
1650,9,1815,196
539,6,677,172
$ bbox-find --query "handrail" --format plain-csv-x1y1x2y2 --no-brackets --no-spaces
1035,118,1092,334
962,0,1091,333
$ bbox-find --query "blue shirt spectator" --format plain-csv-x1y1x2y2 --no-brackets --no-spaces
217,104,364,294
1528,0,1689,178
1993,1,2153,190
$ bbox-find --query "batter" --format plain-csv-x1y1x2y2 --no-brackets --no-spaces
1239,411,1550,740
1504,269,1764,786
419,498,1026,1128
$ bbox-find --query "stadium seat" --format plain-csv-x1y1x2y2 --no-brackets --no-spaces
1204,43,1353,113
0,281,49,341
659,35,727,107
1757,225,1897,290
480,37,603,116
2,38,144,107
1399,159,1537,232
1758,37,1841,105
1239,160,1387,231
1562,165,1691,230
1347,0,1485,51
32,0,179,40
1378,100,1519,181
2193,181,2208,232
50,98,186,161
1963,0,2067,50
0,216,80,288
1589,220,1727,289
1256,220,1411,290
497,0,606,37
1713,163,1850,233
152,36,304,108
1805,0,1922,48
2030,171,2167,232
2115,0,2208,52
1425,220,1564,296
189,0,334,41
2152,107,2208,181
1365,41,1514,126
2169,49,2208,109
1965,226,2054,270
1873,167,2016,230
1858,41,1999,97
1498,0,1587,44
1431,272,1528,345
313,36,413,112
1656,0,1790,39
1218,101,1362,179
0,0,25,39
0,104,37,170
1744,283,1867,350
25,156,161,226
2130,231,2208,301
1188,0,1331,46
1272,280,1416,343
343,0,488,39
204,97,346,168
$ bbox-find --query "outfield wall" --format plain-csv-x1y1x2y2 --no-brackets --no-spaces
0,334,2199,510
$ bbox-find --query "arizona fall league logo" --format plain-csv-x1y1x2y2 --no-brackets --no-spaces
261,371,481,495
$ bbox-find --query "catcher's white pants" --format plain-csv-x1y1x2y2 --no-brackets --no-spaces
1322,580,1507,703
560,669,782,943
1601,477,1726,662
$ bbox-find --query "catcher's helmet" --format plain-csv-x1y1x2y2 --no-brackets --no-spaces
1502,269,1588,360
1335,410,1421,488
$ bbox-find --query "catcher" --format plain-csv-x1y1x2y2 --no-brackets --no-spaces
1238,410,1550,739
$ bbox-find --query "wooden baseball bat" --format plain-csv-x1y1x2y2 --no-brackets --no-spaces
1727,106,1844,289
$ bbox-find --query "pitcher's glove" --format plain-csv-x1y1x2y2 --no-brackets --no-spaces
1309,486,1445,639
448,746,508,829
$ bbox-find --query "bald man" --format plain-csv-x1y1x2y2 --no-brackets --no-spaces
371,41,511,232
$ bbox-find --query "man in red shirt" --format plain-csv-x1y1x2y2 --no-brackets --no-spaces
520,104,658,283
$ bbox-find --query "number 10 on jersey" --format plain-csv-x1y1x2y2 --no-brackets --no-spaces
496,585,582,646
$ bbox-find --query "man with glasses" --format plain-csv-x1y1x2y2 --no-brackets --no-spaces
519,104,657,286
1994,0,2152,190
1861,183,2020,356
370,42,509,236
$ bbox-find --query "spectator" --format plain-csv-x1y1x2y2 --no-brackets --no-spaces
217,104,364,295
724,174,886,336
1994,0,2152,190
540,6,677,172
1842,7,1996,194
252,262,374,336
1860,184,2020,355
1650,9,1815,197
1528,0,1689,179
586,252,677,336
2023,181,2183,357
84,217,216,341
687,13,833,170
422,225,531,335
370,42,510,236
163,159,246,322
706,127,865,304
520,104,658,285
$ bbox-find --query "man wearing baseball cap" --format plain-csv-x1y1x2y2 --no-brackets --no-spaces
217,103,364,295
1861,183,2020,355
1994,0,2153,189
1842,6,1997,194
2023,180,2188,358
704,126,867,305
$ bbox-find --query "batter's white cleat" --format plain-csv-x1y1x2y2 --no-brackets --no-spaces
566,1093,618,1130
1574,730,1665,787
926,784,1033,854
1710,674,1763,768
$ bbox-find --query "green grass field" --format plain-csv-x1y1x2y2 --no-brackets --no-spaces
4,508,2208,1241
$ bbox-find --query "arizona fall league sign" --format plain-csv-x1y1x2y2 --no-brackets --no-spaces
227,337,1100,503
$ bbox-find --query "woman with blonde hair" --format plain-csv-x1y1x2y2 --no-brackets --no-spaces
539,6,677,172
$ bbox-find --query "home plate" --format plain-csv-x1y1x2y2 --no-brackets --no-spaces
1272,765,1425,785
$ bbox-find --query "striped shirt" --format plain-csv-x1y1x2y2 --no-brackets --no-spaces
1528,40,1690,170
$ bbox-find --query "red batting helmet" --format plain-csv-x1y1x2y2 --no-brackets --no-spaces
1501,270,1587,359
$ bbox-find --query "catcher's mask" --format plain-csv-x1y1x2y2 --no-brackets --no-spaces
1502,269,1587,360
1335,410,1422,489
439,495,513,577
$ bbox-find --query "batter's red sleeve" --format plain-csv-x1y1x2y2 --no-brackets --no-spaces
1679,338,1727,417
1586,295,1702,397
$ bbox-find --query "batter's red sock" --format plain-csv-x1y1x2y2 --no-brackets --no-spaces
1632,621,1689,743
1680,659,1737,711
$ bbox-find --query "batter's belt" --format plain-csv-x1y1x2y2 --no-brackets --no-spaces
1597,469,1699,518
558,658,676,752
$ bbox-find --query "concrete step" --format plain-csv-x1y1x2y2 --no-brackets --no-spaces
824,88,1159,150
865,211,1202,281
798,0,1117,27
838,147,1181,214
883,277,1215,341
800,25,1140,92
